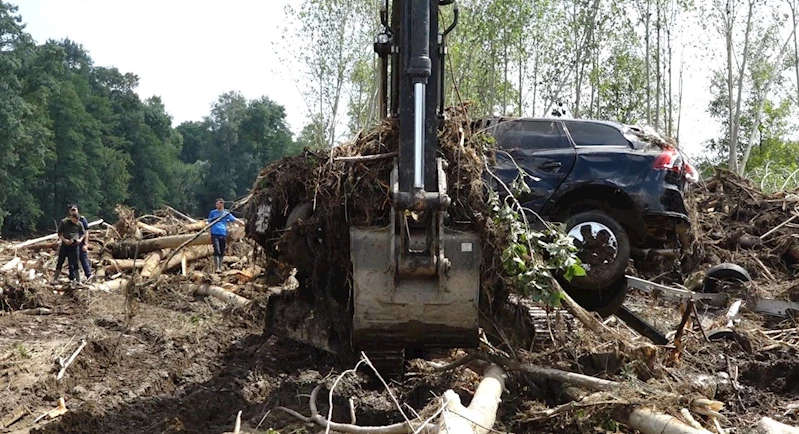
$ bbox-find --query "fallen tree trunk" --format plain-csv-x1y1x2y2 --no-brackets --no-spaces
137,221,167,236
628,408,713,434
1,257,22,272
13,219,103,249
193,284,250,307
439,364,506,434
109,227,243,258
140,250,165,278
103,246,213,275
753,417,799,434
92,279,129,292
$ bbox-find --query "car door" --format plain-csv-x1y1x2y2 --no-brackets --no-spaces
490,119,577,212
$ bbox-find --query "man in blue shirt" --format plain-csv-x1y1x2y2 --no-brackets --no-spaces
208,198,241,272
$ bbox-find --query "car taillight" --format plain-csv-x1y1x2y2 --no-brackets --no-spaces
653,148,682,172
684,161,699,184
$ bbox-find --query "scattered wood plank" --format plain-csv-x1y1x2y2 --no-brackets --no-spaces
165,205,198,223
0,406,25,429
335,151,398,162
15,308,53,316
57,340,87,381
1,257,22,272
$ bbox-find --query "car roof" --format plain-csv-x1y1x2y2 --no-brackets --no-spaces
505,117,626,130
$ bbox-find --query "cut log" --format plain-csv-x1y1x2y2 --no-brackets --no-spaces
109,227,243,258
194,283,250,307
104,259,145,275
140,250,165,278
13,219,103,249
164,245,214,270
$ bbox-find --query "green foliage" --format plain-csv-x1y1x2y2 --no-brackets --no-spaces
488,166,584,307
0,2,298,236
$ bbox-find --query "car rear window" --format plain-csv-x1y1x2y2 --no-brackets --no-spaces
564,121,629,147
495,120,569,150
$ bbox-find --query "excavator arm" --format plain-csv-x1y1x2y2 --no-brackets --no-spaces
349,0,481,367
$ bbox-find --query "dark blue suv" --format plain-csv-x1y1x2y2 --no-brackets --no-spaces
477,117,694,313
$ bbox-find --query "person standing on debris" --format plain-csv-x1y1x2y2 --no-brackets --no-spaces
52,205,85,284
72,204,94,282
207,198,242,273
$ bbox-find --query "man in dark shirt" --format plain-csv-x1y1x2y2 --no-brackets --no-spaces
51,205,85,284
72,204,93,282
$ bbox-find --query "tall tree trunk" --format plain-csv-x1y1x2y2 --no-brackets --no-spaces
676,44,684,144
655,0,662,131
532,49,539,116
518,32,524,116
573,0,582,117
667,26,673,136
791,0,799,105
645,0,652,125
725,0,736,171
740,26,799,174
502,43,509,115
730,0,755,171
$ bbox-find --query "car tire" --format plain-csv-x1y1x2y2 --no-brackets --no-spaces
702,263,751,293
560,275,628,318
564,211,630,291
285,202,314,229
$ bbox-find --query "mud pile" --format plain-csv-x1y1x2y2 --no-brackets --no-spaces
685,169,799,299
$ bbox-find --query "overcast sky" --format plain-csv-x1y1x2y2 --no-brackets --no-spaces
16,0,719,157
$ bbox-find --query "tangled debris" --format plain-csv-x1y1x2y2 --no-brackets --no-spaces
685,169,799,300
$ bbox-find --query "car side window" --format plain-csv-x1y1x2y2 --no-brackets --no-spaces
495,120,568,151
564,121,629,147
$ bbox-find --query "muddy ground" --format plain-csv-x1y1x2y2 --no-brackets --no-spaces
1,269,798,434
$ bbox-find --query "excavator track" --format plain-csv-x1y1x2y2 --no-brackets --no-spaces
358,349,406,379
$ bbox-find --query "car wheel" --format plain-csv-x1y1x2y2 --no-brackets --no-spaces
560,275,628,318
702,263,751,293
285,202,314,229
565,211,631,291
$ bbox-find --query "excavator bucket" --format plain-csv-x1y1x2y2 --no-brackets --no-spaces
349,224,482,353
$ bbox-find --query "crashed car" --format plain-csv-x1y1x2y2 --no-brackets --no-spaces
476,117,696,313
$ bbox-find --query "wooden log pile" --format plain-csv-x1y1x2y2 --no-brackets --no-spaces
0,206,259,310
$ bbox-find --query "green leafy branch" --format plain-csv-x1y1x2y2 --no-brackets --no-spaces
484,150,585,307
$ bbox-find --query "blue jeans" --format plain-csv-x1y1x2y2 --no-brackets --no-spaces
79,247,92,277
56,244,80,280
211,235,227,257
